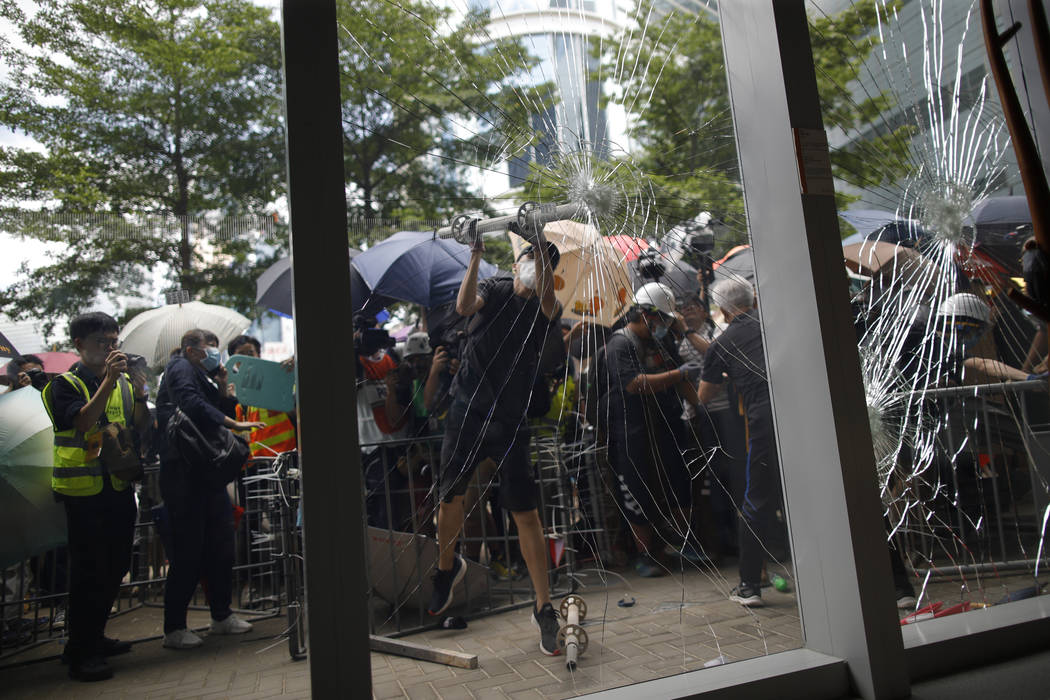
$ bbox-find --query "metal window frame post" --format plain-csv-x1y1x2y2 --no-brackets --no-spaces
281,0,372,696
719,2,909,698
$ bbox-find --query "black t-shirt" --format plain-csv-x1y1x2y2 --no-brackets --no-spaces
896,324,965,389
598,328,681,437
451,277,560,423
702,312,771,423
48,362,105,433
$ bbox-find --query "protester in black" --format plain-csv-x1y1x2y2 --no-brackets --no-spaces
430,234,564,657
155,329,263,650
699,278,779,607
598,282,702,576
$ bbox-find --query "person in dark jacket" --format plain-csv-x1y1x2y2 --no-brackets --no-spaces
155,329,263,650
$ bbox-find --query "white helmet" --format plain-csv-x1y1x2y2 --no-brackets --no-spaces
403,332,432,358
634,282,676,317
937,293,990,325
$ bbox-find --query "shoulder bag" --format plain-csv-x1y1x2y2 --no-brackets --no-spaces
165,406,250,488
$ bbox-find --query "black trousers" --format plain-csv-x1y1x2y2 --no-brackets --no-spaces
63,486,136,661
739,418,780,587
160,456,235,633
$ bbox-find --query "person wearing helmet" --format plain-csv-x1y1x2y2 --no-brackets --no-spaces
429,232,565,657
595,281,704,577
393,331,434,421
698,277,781,607
901,293,1032,385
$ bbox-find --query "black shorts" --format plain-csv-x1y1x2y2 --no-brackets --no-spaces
438,400,538,512
607,414,692,526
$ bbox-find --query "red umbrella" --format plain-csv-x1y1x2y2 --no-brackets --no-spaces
34,351,80,374
605,235,650,262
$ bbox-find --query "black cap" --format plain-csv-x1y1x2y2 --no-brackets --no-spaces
517,241,561,270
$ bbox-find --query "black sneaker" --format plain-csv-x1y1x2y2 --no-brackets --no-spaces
895,587,917,610
101,636,132,657
428,555,466,616
729,581,763,608
634,553,665,578
532,602,562,656
68,655,113,682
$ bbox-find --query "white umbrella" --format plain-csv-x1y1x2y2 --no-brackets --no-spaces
0,387,66,568
118,301,250,368
510,220,634,327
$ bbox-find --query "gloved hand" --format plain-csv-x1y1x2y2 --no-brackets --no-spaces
678,361,702,383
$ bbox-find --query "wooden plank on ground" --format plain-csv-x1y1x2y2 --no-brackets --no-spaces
369,635,479,669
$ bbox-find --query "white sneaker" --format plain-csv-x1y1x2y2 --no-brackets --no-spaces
210,614,253,635
163,628,204,649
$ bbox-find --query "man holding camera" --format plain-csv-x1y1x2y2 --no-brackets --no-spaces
6,354,47,391
429,231,563,656
40,312,150,681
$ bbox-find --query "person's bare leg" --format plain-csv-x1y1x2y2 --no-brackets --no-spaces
437,495,465,570
511,509,550,610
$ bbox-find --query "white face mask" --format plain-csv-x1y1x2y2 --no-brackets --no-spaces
516,261,537,290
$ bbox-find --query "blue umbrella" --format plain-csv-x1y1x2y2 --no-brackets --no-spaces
256,251,392,317
351,231,501,308
839,209,897,240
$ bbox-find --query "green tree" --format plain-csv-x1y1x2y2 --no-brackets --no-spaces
0,0,285,333
601,1,913,247
339,0,550,236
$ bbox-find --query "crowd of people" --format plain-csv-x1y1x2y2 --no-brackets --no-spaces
348,231,791,657
11,225,1040,681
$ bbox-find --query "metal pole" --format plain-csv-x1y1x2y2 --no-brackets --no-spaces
917,558,1047,580
943,397,968,545
280,0,371,695
435,202,584,239
980,397,1009,561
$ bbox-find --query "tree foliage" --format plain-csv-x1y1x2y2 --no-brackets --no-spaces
338,0,551,234
600,0,914,247
0,0,285,333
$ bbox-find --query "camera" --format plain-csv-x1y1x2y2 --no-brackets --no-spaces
438,329,467,362
124,352,148,374
358,328,396,357
636,249,667,281
25,367,49,390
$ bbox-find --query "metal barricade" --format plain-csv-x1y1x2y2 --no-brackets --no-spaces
362,426,610,638
0,420,614,659
894,379,1050,579
0,460,287,663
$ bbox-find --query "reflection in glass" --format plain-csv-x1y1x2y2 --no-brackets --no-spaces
812,0,1048,627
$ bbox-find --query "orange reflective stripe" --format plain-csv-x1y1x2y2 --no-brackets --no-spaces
241,406,297,456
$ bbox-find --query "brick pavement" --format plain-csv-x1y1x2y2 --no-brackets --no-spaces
4,565,1020,698
0,563,805,699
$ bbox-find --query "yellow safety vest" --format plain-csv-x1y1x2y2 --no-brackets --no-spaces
41,371,134,497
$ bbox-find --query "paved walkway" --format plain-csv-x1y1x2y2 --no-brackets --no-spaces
0,563,803,699
4,565,1022,698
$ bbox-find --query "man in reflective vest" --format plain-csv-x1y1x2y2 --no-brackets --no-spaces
227,335,297,457
40,312,149,682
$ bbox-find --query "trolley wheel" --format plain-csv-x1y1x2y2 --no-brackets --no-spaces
559,595,587,622
556,623,589,653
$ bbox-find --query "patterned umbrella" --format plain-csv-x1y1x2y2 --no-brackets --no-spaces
510,220,634,327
